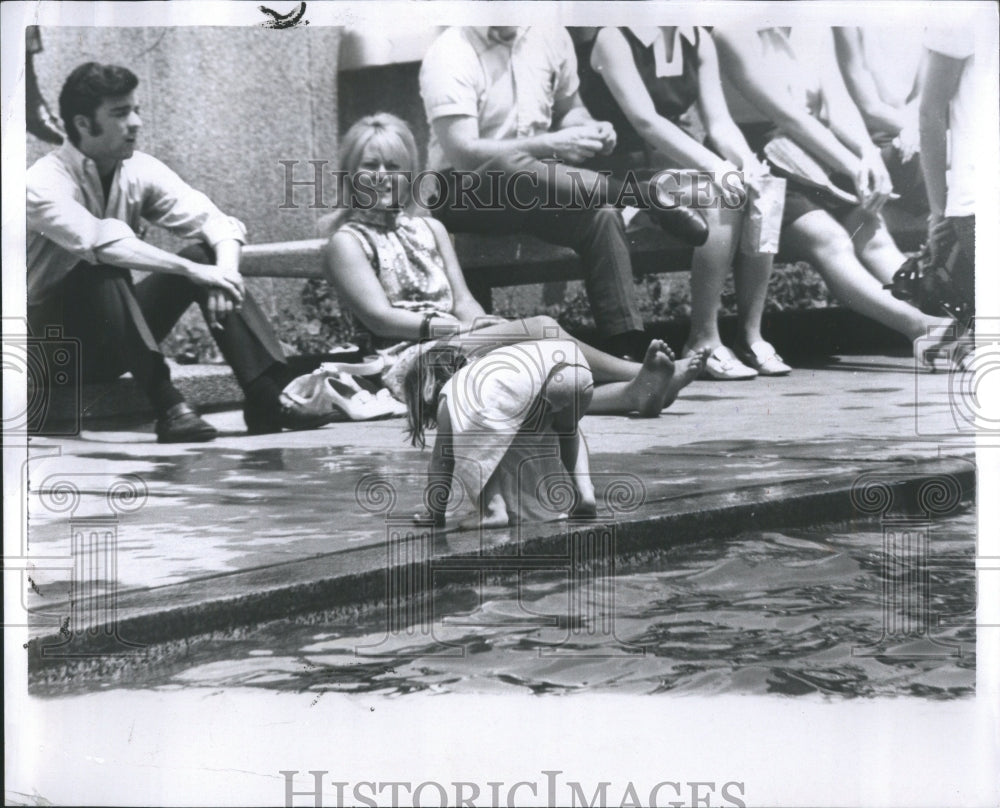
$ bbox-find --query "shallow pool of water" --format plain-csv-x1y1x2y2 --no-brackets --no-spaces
46,508,976,698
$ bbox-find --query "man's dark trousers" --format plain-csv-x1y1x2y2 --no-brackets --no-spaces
433,152,645,340
27,243,286,418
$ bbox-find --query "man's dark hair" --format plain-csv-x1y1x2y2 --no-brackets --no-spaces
58,62,139,146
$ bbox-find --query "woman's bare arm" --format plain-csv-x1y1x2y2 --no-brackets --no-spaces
422,217,505,328
920,49,966,218
833,27,907,137
694,32,764,177
591,27,725,174
713,27,862,178
322,229,459,340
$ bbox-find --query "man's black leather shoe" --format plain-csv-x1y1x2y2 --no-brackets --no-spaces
244,399,336,435
155,402,218,443
648,205,710,247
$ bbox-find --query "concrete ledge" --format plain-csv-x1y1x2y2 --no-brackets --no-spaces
26,455,974,682
41,361,245,425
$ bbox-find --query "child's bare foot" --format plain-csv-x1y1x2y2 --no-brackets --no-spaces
459,493,510,529
570,497,598,519
661,348,709,409
568,477,598,519
624,339,682,417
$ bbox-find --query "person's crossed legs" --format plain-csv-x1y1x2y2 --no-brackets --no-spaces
782,209,955,362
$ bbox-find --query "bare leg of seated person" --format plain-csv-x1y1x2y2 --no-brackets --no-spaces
843,208,908,285
684,206,742,355
850,210,965,360
782,210,954,360
444,315,707,415
733,251,777,350
551,393,597,518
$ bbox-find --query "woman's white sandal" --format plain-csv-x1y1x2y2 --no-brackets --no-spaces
688,346,758,380
733,341,792,377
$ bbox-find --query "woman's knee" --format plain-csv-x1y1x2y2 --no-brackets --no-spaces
857,218,900,254
693,206,740,257
590,205,625,230
545,362,593,418
524,314,561,335
700,204,740,229
796,219,855,263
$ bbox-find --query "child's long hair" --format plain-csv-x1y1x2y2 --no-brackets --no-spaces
404,344,469,448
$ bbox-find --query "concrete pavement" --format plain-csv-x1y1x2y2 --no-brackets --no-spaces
20,352,976,673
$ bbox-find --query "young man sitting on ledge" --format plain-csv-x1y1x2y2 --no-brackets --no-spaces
27,62,325,442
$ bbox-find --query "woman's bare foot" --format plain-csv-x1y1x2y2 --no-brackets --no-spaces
662,349,709,409
622,340,688,417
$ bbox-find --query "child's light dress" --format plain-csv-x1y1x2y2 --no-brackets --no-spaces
439,339,593,524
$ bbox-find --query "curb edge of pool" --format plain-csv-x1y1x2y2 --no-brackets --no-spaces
26,455,975,679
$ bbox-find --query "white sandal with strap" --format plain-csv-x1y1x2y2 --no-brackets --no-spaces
733,341,792,377
689,345,758,381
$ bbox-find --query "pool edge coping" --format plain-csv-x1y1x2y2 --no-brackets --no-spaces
25,454,976,678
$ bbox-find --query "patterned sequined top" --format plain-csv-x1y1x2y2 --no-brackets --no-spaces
335,209,458,399
337,209,454,349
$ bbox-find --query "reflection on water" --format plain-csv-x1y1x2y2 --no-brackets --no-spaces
40,510,975,698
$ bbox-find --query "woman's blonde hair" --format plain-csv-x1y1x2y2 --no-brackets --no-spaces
339,112,420,210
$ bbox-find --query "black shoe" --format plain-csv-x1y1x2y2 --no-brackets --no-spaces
648,205,709,247
244,399,336,435
155,403,218,443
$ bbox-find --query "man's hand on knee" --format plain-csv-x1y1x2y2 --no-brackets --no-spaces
205,288,240,330
185,260,245,305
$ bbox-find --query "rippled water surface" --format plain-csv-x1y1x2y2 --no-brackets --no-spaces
53,509,976,698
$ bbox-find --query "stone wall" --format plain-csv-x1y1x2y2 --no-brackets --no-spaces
29,26,342,244
28,26,343,333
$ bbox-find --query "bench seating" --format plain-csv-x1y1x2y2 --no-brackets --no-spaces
240,228,695,311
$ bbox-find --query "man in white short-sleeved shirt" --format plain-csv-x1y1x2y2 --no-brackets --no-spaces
419,26,708,359
27,62,326,441
421,27,583,174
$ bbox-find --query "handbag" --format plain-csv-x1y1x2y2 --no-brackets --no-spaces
885,219,974,329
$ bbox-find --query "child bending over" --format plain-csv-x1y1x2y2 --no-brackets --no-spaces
405,340,597,529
